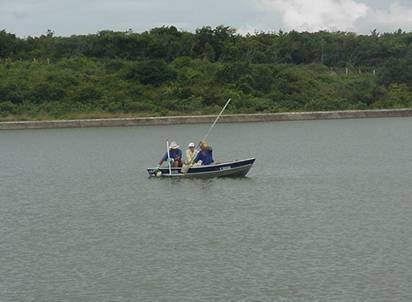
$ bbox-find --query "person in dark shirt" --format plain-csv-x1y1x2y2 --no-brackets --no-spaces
159,141,183,167
194,142,214,165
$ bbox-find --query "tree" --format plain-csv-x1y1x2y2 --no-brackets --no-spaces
0,30,18,58
125,60,177,86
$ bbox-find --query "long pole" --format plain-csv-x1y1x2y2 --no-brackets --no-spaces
166,140,172,175
201,98,231,143
183,98,231,172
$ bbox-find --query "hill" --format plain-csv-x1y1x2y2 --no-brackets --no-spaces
0,26,411,120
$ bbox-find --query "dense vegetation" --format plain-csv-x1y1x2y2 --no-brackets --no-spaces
0,26,411,120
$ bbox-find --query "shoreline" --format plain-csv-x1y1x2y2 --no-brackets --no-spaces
1,108,412,130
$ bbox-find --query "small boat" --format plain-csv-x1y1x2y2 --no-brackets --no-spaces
148,98,256,178
147,158,256,178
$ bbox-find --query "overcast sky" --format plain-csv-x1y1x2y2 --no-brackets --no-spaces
1,0,412,37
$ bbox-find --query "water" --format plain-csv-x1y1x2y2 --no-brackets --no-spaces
1,118,412,302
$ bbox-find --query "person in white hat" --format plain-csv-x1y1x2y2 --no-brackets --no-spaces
185,142,197,164
158,141,182,167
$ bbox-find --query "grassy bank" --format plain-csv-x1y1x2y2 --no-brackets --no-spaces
0,111,175,122
2,109,412,131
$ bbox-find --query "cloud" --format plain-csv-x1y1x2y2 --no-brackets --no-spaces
257,0,412,33
367,3,412,29
258,0,369,31
1,0,412,36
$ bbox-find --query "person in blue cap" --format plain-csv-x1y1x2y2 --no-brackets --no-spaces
194,142,214,166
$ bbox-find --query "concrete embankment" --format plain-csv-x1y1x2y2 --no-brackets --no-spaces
1,108,412,130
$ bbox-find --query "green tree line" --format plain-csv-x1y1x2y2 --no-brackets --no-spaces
0,26,411,119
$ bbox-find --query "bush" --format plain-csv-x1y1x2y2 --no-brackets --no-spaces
0,101,17,115
0,83,25,104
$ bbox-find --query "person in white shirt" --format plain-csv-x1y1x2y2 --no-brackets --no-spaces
185,142,197,164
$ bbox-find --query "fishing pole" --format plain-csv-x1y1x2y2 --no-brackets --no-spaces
201,98,231,144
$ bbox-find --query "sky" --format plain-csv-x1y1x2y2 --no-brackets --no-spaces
1,0,412,37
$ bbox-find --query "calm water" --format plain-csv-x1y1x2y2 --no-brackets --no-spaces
1,118,412,302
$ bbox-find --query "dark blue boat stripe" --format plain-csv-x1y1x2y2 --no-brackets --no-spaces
147,158,255,175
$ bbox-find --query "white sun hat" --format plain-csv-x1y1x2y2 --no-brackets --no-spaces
188,142,195,148
170,141,179,149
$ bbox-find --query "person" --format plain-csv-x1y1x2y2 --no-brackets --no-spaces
194,142,214,166
158,141,182,167
185,142,197,164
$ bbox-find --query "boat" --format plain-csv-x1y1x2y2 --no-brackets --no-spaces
147,98,256,178
147,158,255,178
